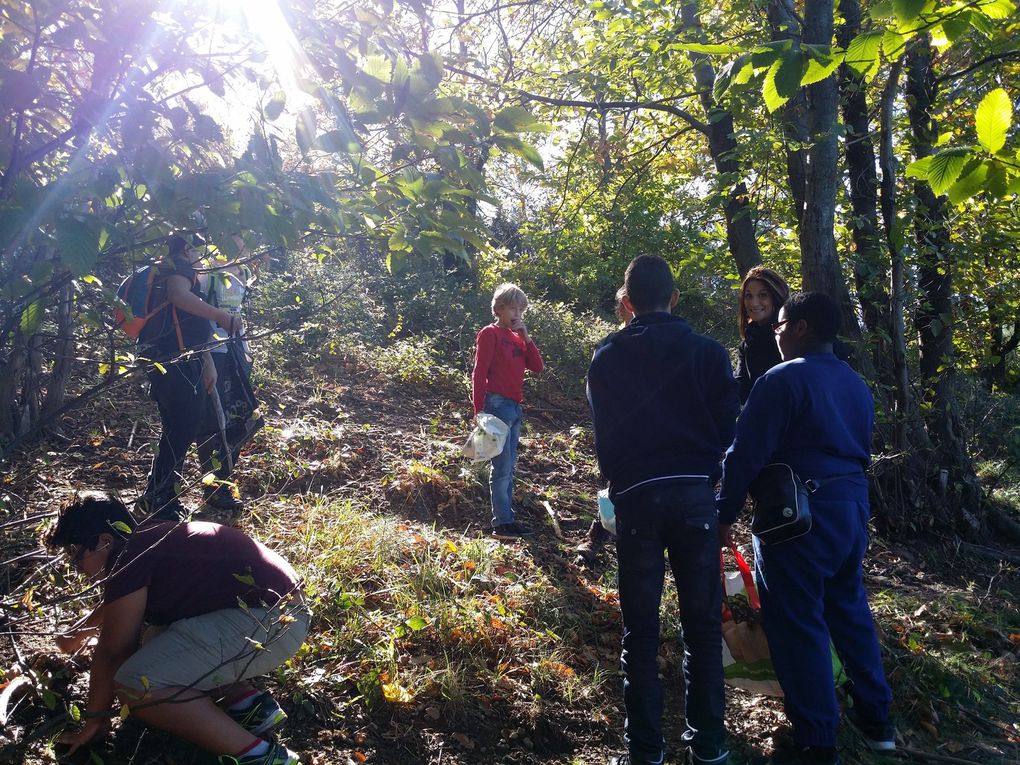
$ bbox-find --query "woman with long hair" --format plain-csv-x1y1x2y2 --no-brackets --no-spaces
735,266,790,404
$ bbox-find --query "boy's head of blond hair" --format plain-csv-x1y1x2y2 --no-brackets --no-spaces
491,283,529,317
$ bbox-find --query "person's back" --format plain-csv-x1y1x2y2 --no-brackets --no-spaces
587,255,737,765
589,315,738,497
718,354,872,514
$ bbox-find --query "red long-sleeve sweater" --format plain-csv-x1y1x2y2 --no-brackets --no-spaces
471,324,544,414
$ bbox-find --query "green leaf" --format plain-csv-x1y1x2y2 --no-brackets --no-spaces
296,109,316,156
493,106,546,133
892,0,926,22
762,53,806,112
516,140,544,170
975,88,1012,154
20,300,43,335
111,520,133,535
947,160,989,204
801,52,841,87
940,16,971,43
264,92,286,121
775,52,808,96
671,43,744,54
406,616,427,631
904,155,933,179
232,572,256,586
882,28,908,61
846,31,884,78
927,148,971,195
364,55,392,83
977,0,1015,19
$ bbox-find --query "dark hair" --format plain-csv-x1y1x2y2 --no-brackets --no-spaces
167,235,189,257
45,491,136,551
782,292,842,343
624,255,674,314
738,266,790,339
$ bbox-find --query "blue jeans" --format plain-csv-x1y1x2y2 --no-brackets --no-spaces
754,498,892,747
483,393,523,527
614,479,726,762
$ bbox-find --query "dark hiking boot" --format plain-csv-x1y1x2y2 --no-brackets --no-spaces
204,484,243,512
492,522,534,539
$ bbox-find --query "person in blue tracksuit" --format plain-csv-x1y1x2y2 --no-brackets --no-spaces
588,255,739,765
717,292,895,765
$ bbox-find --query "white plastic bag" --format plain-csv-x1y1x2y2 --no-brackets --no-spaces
462,412,509,463
597,489,616,536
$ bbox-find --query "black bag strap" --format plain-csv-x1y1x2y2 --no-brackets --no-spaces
803,472,861,493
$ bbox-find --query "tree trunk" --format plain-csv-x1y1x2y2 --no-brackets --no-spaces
680,0,762,277
799,0,859,341
878,61,919,452
0,333,27,446
836,0,893,393
41,281,76,431
768,0,809,229
906,37,982,535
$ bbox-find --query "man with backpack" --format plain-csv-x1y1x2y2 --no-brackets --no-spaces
133,234,239,521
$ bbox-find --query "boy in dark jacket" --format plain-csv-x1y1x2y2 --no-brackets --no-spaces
587,255,739,765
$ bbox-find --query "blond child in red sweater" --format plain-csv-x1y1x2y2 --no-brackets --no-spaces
471,284,544,538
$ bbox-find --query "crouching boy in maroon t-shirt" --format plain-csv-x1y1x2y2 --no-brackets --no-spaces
46,492,310,765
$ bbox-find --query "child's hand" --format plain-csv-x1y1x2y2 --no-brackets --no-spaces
511,318,529,342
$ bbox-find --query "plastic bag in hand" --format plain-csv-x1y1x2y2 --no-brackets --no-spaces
462,412,509,463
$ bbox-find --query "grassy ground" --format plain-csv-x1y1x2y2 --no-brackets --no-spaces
0,343,1018,765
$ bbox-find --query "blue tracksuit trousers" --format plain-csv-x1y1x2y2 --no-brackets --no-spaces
753,497,893,748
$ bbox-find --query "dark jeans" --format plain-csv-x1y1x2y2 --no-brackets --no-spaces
145,358,207,512
615,479,726,762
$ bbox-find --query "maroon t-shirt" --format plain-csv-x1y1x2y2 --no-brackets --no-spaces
103,521,300,625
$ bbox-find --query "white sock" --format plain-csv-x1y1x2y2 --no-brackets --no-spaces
237,738,270,758
228,690,260,711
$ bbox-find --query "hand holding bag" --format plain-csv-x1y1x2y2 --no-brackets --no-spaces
748,463,811,544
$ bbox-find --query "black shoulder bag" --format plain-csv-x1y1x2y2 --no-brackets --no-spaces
748,464,859,544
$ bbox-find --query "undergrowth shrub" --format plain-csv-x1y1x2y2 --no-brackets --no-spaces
524,299,615,399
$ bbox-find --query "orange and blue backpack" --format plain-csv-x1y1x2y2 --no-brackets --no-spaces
114,263,197,352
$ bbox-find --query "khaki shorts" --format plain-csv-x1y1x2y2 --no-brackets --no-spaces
115,603,310,692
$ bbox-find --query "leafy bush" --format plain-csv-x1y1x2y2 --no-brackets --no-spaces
524,299,615,398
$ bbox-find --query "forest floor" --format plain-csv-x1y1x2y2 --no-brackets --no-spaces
0,350,1018,765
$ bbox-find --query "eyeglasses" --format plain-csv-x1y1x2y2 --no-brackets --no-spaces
771,319,791,333
66,539,98,570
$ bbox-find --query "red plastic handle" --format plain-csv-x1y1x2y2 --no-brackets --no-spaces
721,545,760,611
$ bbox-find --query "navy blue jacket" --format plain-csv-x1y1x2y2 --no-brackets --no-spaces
717,352,873,523
587,312,739,498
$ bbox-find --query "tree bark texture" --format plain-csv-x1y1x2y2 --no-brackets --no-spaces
799,0,859,342
41,281,76,428
768,0,809,229
680,0,762,277
906,38,982,534
835,0,891,405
